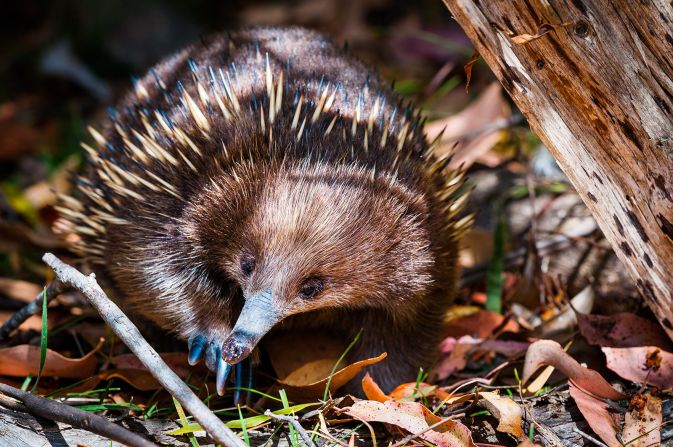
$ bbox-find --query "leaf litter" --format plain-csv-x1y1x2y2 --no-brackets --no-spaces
0,6,671,445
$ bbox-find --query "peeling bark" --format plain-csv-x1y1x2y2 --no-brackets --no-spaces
443,0,673,339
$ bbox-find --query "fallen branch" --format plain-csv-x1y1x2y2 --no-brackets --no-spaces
0,382,155,447
0,280,65,340
264,410,317,447
42,252,245,447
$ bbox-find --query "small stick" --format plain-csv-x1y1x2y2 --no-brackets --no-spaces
0,382,155,447
42,253,245,447
572,427,609,447
264,410,317,447
0,280,65,340
389,415,464,447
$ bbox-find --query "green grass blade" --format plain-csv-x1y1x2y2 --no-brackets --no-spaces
323,329,363,401
172,396,200,447
168,403,320,435
31,287,48,392
279,389,298,447
485,212,506,314
237,405,250,446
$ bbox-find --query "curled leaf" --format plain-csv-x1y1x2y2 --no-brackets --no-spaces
361,372,390,403
0,337,103,378
479,391,523,437
266,331,387,400
521,340,624,400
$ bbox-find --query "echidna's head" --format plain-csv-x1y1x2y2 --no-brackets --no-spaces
184,161,435,365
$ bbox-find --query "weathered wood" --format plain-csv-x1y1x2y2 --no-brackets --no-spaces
442,0,673,339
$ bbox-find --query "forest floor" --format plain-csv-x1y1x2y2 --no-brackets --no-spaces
0,0,670,446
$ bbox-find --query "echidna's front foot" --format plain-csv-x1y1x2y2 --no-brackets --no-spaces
187,333,232,396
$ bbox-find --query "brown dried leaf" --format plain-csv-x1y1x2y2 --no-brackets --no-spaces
521,340,625,400
361,372,390,403
0,278,42,303
578,312,673,349
463,50,480,92
622,393,662,447
511,24,554,44
431,335,473,381
102,352,201,391
425,83,510,169
444,309,520,339
569,382,621,447
603,346,673,388
479,391,523,437
345,400,475,447
389,382,453,402
0,338,103,378
266,331,387,400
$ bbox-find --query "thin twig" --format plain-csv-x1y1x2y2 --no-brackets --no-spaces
42,253,245,447
389,414,465,447
0,280,65,340
572,427,609,447
264,410,318,447
0,382,155,447
0,394,28,412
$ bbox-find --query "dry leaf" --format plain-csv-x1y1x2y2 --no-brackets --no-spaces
345,399,475,447
362,372,390,403
521,340,625,400
444,309,520,339
433,334,529,381
479,391,523,437
536,285,594,338
622,393,662,447
425,83,510,169
389,382,453,402
0,278,42,303
0,338,103,378
511,24,554,44
101,352,202,391
266,330,386,400
432,335,474,381
99,369,162,391
463,50,480,92
578,312,673,350
569,382,621,447
603,346,673,388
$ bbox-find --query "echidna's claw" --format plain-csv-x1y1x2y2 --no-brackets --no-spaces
216,354,233,396
187,334,206,366
204,338,219,372
233,362,244,404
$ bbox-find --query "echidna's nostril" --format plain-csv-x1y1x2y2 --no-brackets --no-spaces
222,333,253,363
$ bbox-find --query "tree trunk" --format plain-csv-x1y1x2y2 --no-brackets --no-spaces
442,0,673,339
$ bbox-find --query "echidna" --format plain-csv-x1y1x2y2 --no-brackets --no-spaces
57,26,471,395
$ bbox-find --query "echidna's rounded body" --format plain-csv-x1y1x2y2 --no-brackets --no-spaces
59,27,470,393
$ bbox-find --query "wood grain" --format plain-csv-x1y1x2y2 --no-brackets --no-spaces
443,0,673,339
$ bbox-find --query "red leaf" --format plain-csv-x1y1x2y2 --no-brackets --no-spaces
521,340,625,400
603,346,673,388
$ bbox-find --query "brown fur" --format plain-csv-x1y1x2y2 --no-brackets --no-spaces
57,26,471,393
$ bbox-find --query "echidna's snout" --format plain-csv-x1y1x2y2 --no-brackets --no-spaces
187,288,285,396
222,288,283,363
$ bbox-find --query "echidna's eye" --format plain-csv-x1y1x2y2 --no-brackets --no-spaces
240,254,255,276
299,277,324,299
